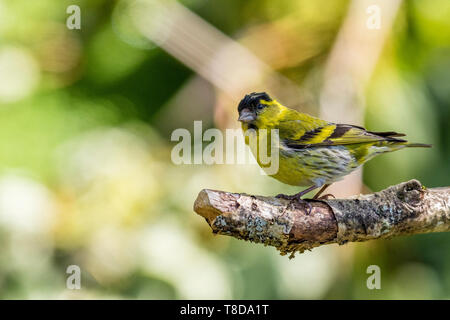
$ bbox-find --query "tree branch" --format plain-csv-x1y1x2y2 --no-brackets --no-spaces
193,180,450,258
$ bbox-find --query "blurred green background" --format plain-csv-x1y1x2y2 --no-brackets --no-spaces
0,0,449,299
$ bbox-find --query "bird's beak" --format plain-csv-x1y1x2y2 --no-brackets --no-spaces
238,108,256,123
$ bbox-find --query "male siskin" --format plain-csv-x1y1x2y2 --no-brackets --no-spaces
238,92,431,200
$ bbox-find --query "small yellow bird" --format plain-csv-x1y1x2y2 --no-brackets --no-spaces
238,92,431,200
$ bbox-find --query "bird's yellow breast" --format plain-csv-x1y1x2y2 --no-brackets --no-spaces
243,127,359,186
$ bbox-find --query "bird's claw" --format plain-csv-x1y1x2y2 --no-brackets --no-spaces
275,194,297,200
302,199,313,215
317,193,335,200
276,194,313,215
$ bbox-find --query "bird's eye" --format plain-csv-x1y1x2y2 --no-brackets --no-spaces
256,104,264,111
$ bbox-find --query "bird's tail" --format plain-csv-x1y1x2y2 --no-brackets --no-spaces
404,143,432,148
365,140,431,162
370,131,431,148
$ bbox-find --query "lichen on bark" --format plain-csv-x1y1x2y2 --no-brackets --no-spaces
194,180,450,258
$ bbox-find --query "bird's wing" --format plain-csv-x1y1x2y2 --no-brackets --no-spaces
278,121,406,149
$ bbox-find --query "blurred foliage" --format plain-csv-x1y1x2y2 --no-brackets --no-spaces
0,0,449,299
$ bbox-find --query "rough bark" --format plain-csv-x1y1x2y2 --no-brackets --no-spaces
193,180,450,258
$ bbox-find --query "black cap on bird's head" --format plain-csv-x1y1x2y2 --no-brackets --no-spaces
238,92,272,123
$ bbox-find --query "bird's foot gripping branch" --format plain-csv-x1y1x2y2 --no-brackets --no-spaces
193,180,450,258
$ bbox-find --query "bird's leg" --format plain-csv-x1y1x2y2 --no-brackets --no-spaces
312,184,335,200
318,193,335,200
276,185,321,215
276,185,319,200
